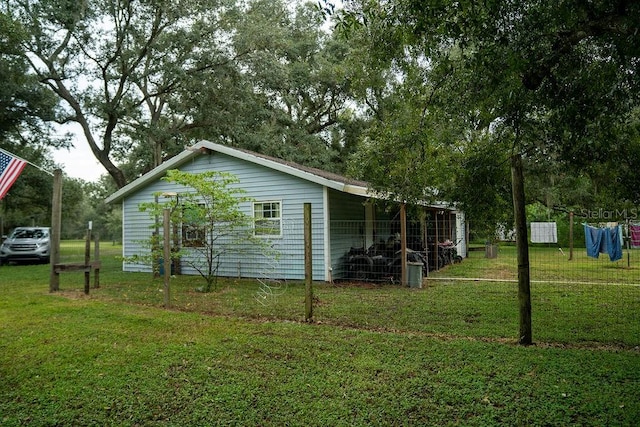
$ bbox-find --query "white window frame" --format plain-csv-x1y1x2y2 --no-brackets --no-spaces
181,202,206,248
253,200,282,237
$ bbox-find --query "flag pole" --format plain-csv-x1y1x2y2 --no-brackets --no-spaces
0,147,54,176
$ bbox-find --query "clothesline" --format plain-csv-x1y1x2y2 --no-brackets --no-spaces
584,221,640,246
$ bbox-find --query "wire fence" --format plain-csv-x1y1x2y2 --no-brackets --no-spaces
420,216,639,346
14,216,636,347
74,215,638,347
429,216,640,286
284,217,637,347
198,216,639,286
431,244,640,286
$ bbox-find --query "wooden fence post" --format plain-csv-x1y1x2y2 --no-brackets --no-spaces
84,225,91,295
511,153,532,345
304,203,313,321
49,169,62,292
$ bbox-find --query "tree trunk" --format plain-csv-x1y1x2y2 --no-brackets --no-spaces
50,77,129,188
511,153,532,345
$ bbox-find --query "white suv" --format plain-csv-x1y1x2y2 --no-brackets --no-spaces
0,227,51,265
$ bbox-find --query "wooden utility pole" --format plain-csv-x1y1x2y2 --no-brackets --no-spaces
304,203,313,321
49,169,62,292
511,154,532,345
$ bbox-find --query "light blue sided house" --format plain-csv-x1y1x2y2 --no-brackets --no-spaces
105,141,466,282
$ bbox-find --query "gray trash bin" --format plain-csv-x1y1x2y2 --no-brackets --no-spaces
485,243,498,259
407,262,423,288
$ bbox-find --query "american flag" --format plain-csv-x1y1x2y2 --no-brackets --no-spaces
0,150,27,200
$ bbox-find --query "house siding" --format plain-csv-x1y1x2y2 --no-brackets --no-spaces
121,177,179,272
121,152,327,281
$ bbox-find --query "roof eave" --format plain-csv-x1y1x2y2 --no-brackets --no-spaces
207,142,348,192
342,184,372,197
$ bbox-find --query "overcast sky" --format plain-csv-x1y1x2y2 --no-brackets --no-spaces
52,124,104,183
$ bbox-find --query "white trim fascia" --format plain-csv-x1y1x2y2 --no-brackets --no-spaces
207,141,348,192
105,148,199,204
105,140,368,204
104,139,456,213
342,184,371,197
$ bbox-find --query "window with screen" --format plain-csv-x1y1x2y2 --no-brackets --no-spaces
254,201,281,237
181,203,206,247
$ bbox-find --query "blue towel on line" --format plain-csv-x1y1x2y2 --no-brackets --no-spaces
583,224,622,262
605,225,623,262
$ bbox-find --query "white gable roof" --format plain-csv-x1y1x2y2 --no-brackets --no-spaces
105,140,371,204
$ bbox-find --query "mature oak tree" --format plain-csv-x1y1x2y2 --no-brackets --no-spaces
7,0,246,188
7,0,363,186
334,0,640,344
0,11,68,233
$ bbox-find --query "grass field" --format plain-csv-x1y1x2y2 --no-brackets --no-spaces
1,241,638,425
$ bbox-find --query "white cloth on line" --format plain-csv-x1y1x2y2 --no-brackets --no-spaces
530,222,558,243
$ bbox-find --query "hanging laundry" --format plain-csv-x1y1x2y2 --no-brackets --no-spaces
605,225,623,262
584,224,606,258
605,222,624,248
631,225,640,248
584,223,623,261
530,222,558,243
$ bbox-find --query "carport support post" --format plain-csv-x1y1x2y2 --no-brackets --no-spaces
304,203,313,321
163,208,171,308
49,169,62,292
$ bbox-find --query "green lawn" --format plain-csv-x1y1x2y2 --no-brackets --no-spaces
0,241,638,425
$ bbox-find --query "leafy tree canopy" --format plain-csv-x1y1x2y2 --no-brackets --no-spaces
6,0,364,188
0,12,59,144
334,0,640,208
